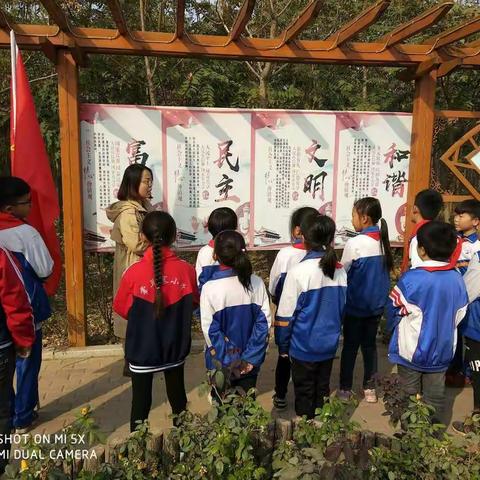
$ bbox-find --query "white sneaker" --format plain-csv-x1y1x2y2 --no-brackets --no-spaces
363,389,378,403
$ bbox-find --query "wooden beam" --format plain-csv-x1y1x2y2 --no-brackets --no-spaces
403,70,437,263
1,25,480,68
176,0,185,38
398,55,440,81
443,194,474,203
435,110,480,119
105,0,128,35
56,49,86,347
39,0,70,31
468,38,480,48
437,57,462,77
325,0,390,48
424,16,480,49
39,37,57,63
377,2,453,48
229,0,255,41
281,0,323,44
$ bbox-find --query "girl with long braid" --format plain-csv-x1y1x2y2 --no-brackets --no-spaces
113,211,199,431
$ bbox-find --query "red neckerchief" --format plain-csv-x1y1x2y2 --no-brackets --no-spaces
0,212,24,230
208,239,215,248
292,242,306,250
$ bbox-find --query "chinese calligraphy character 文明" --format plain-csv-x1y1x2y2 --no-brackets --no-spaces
305,140,328,168
304,172,328,200
383,170,408,197
215,140,239,172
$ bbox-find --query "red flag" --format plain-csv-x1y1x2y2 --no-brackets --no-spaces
10,31,62,295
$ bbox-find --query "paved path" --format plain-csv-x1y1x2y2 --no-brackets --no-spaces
30,343,473,441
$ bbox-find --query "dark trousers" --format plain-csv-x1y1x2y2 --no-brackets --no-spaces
448,332,464,374
0,347,15,474
466,337,480,412
15,329,42,428
274,355,291,399
291,357,333,419
339,314,380,390
130,364,187,432
397,365,445,423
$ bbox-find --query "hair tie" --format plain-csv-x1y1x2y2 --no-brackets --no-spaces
241,248,246,252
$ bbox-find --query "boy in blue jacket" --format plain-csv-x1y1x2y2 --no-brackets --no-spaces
0,177,53,433
453,246,480,434
388,221,468,423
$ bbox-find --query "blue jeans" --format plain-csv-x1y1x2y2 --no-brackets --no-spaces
14,329,42,428
0,346,15,474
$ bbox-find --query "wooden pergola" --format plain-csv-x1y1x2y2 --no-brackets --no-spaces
0,0,479,346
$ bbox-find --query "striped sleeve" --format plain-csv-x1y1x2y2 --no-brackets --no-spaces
387,279,409,332
241,279,271,366
275,270,300,355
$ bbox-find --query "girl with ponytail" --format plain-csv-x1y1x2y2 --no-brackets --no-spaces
276,215,347,419
201,230,271,396
113,211,199,432
338,197,393,404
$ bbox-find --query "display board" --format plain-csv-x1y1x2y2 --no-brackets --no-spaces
80,105,412,251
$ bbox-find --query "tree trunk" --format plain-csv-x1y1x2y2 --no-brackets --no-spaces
139,0,157,106
362,67,368,102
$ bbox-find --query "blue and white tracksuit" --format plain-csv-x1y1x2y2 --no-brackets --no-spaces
200,268,271,373
195,240,219,292
276,251,347,362
0,219,53,428
269,242,307,305
387,261,468,373
341,226,390,318
456,232,480,276
461,252,480,343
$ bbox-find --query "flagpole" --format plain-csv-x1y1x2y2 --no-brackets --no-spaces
10,30,17,145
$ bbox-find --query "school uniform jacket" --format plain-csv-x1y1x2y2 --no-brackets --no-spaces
455,232,480,276
0,247,35,351
113,246,199,373
195,241,219,292
407,220,429,270
201,269,271,370
341,226,389,318
0,213,52,327
387,260,468,373
275,251,347,362
461,251,480,342
269,242,307,304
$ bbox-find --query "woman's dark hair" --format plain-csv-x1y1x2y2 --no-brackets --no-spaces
207,207,238,238
354,197,393,272
214,230,252,291
117,164,153,201
0,176,30,209
414,189,443,220
417,221,457,262
142,211,177,318
290,206,318,237
301,213,337,280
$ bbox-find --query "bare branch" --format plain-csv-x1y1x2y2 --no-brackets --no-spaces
244,61,261,79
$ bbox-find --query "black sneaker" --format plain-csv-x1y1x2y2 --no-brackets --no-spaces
452,420,468,436
273,395,287,410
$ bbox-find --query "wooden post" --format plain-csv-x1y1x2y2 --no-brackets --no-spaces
56,49,87,346
403,69,437,262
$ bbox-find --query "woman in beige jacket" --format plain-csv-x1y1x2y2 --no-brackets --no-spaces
107,164,154,342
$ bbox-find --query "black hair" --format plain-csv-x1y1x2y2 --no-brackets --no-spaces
454,199,480,220
290,206,319,238
142,211,177,318
214,230,252,291
414,189,443,221
353,197,393,271
0,176,31,209
416,221,457,262
301,213,337,280
207,207,238,238
117,164,153,202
